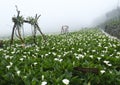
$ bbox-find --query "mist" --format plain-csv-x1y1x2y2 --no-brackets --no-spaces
0,0,118,38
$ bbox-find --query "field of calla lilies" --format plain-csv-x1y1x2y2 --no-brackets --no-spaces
0,28,120,85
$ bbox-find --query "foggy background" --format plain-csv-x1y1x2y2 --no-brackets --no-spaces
0,0,118,38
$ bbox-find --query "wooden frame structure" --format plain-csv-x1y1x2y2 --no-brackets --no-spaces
61,25,69,34
10,6,46,46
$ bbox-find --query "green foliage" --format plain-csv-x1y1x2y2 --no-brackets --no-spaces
0,28,120,85
26,17,37,25
12,16,24,26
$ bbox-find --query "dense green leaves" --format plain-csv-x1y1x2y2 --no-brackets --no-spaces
0,28,120,85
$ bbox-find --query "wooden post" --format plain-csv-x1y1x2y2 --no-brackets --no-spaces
35,23,46,41
10,24,16,45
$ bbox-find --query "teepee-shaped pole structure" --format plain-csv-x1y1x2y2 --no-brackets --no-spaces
24,14,46,44
10,6,24,45
10,6,46,46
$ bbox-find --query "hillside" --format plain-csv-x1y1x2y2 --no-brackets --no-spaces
0,28,120,85
104,20,120,39
98,7,120,39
